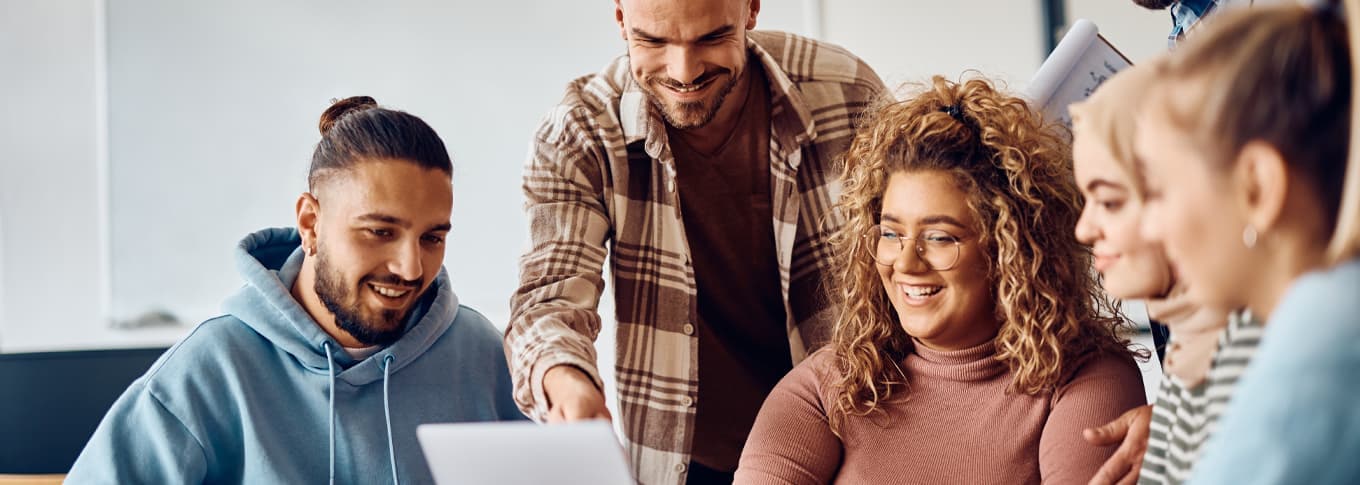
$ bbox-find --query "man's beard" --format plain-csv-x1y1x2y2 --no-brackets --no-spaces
313,248,418,347
640,68,740,130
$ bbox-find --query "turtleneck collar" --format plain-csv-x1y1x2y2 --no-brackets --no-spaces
906,338,1007,382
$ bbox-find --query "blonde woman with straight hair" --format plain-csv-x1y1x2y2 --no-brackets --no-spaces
734,77,1146,484
1128,1,1360,482
1070,62,1261,485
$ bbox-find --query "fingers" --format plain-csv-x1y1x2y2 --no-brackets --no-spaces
1084,415,1131,446
1100,419,1149,485
549,398,612,423
1086,404,1152,445
1087,405,1155,484
1114,468,1139,485
1127,405,1153,442
1086,453,1133,485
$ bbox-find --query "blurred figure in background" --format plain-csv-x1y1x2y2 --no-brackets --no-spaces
1071,63,1259,485
1132,3,1360,483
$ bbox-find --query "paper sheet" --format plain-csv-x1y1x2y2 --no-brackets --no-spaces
1026,19,1133,130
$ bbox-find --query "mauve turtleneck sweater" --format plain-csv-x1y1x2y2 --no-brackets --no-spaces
735,340,1146,484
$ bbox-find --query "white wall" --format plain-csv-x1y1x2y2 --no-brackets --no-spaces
822,0,1046,92
99,1,809,338
0,0,185,352
103,0,620,332
1067,0,1174,65
820,0,1172,96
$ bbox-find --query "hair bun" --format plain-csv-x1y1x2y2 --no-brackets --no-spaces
319,96,379,135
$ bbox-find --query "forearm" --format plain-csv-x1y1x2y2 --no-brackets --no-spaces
506,124,613,419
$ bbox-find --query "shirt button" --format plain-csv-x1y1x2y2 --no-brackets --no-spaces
676,463,688,473
682,323,695,335
681,396,694,407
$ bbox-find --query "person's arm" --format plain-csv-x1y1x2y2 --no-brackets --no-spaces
735,356,843,485
1039,354,1147,485
504,104,613,422
66,381,208,484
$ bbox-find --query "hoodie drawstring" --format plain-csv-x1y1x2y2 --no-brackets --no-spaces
323,342,337,485
319,345,399,485
382,354,399,485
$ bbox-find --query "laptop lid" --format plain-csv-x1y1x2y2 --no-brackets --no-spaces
417,420,634,485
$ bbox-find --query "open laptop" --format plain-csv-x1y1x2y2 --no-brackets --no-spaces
417,420,634,485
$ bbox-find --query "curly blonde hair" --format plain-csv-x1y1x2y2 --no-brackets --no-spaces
826,76,1134,433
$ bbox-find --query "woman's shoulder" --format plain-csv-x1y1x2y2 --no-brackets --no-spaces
1249,259,1360,373
1074,347,1141,377
1273,259,1360,338
796,348,843,381
784,348,847,400
1056,348,1144,396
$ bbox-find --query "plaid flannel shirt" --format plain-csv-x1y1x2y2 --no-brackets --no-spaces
506,30,886,485
1167,0,1254,48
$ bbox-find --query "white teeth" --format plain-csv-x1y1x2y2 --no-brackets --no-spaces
901,285,942,298
669,81,706,93
369,284,410,299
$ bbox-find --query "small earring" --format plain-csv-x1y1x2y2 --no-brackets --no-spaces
1242,225,1258,249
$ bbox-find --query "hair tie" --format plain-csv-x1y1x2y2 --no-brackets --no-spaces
941,104,965,122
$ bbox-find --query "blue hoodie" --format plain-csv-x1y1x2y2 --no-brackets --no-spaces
67,228,526,484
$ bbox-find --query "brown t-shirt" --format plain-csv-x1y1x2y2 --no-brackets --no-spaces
736,343,1147,484
669,63,790,473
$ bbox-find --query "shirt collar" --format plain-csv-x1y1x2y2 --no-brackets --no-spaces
1168,0,1219,47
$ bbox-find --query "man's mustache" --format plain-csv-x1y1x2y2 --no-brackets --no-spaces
651,69,729,90
362,274,421,289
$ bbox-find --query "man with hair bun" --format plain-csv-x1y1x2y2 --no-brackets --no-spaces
68,96,525,484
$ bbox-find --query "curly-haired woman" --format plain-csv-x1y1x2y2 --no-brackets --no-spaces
733,77,1147,484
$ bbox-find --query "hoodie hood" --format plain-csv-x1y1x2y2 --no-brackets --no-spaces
223,227,459,386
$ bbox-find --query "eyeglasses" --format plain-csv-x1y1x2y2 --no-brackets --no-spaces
865,224,963,270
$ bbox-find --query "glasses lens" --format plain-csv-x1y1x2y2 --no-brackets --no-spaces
868,225,901,265
868,226,961,269
918,230,960,270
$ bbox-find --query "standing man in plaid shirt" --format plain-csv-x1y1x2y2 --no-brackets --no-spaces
505,0,886,483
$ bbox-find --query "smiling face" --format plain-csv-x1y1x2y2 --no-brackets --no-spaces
615,0,758,129
305,159,453,346
1072,131,1173,299
876,170,997,351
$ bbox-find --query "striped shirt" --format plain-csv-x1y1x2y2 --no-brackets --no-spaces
506,30,886,485
1139,310,1264,484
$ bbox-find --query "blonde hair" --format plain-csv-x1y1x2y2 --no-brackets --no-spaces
1332,0,1360,263
1155,4,1351,240
1068,63,1161,194
826,76,1133,433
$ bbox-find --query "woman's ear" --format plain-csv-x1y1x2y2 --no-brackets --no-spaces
1234,140,1289,237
